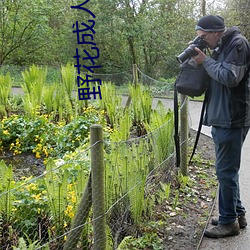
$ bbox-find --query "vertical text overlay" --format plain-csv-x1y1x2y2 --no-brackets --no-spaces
71,0,102,100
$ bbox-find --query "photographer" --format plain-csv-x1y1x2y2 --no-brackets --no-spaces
192,15,250,238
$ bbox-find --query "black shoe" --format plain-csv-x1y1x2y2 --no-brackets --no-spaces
211,214,247,229
204,222,240,238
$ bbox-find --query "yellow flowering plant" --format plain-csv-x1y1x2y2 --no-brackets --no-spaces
0,107,105,158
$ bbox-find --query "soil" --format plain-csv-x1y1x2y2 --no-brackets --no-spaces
158,130,217,250
0,152,45,180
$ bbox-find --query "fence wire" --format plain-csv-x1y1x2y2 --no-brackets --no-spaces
0,120,181,249
0,66,192,249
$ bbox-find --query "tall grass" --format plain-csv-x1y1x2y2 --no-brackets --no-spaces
129,84,153,136
21,65,47,118
0,73,12,116
61,63,76,101
99,82,123,128
0,161,14,222
145,100,175,164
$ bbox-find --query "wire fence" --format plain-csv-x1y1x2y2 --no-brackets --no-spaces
0,65,191,249
0,112,191,249
0,123,177,249
0,64,175,97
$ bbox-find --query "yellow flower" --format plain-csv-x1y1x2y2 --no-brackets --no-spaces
3,130,10,135
71,195,76,204
12,207,17,212
65,205,74,218
42,147,49,157
26,183,37,191
32,193,42,201
14,149,21,155
36,152,41,158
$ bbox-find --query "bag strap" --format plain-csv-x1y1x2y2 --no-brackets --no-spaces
174,79,180,168
188,91,208,164
174,80,208,168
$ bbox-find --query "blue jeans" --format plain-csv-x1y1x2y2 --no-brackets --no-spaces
211,126,249,225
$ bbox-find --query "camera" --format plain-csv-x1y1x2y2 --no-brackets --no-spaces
176,36,208,63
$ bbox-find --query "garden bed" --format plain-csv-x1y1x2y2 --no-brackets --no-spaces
161,131,217,250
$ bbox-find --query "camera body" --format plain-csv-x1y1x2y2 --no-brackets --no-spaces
176,36,208,63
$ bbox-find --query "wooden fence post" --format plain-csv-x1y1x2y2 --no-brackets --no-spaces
180,94,188,176
125,64,138,109
63,175,92,250
133,64,138,86
91,124,106,250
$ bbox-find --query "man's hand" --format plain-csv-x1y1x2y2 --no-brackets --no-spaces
192,47,207,64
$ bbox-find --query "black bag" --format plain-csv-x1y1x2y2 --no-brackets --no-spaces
174,58,209,168
175,58,208,97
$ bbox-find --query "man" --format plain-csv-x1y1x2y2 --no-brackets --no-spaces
192,15,250,238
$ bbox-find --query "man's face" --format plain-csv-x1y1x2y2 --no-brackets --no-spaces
196,30,222,49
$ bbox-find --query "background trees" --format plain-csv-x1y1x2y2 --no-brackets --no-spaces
0,0,249,80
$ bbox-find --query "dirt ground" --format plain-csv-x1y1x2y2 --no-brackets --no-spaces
158,130,217,250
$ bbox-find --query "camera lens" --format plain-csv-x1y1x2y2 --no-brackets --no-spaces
176,44,198,63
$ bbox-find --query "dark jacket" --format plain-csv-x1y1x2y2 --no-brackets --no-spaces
203,26,250,128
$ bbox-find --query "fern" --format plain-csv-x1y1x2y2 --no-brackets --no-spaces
61,63,76,100
43,159,68,228
0,73,12,115
21,65,47,118
0,160,14,221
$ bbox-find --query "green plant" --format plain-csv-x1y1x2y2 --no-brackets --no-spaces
145,100,174,163
42,157,90,237
0,161,15,222
13,237,40,250
0,107,104,158
105,136,153,234
129,84,153,130
99,81,123,128
43,84,56,114
21,65,47,118
172,190,180,210
117,233,163,250
43,159,69,225
12,176,49,241
60,63,76,101
157,182,171,204
0,72,12,116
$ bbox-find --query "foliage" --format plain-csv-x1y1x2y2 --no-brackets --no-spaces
129,84,153,135
12,176,49,241
0,0,76,65
117,233,163,250
0,78,178,248
61,63,76,100
0,154,91,249
99,81,123,128
0,72,12,117
21,65,47,118
0,0,229,81
0,108,103,158
0,161,15,222
145,100,175,163
13,235,46,250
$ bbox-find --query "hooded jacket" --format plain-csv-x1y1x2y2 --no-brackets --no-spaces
203,26,250,128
